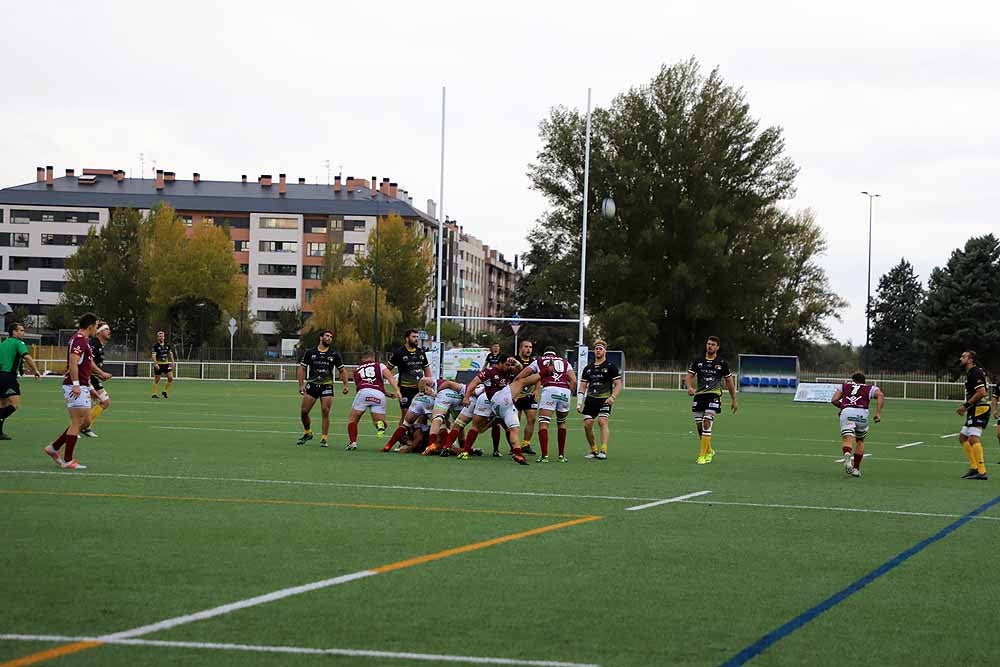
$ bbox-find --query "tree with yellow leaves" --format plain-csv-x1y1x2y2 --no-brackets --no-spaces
306,278,400,354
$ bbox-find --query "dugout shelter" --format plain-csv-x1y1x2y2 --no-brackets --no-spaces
738,354,798,394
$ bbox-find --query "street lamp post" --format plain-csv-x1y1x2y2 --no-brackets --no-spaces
860,191,880,372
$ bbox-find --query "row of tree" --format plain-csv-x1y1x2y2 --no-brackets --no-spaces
868,235,1000,373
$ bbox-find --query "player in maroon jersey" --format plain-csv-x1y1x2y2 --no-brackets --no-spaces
517,349,577,462
345,351,401,451
830,371,884,477
458,356,522,461
43,313,110,470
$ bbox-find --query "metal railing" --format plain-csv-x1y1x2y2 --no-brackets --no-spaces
814,376,966,401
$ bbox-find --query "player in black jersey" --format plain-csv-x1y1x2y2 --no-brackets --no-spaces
81,322,113,438
151,331,175,398
386,329,432,425
512,340,539,456
957,350,990,480
578,339,621,459
484,342,503,367
685,336,738,464
992,379,999,463
296,330,349,447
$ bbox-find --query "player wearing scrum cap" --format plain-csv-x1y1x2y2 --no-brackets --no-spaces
80,321,114,438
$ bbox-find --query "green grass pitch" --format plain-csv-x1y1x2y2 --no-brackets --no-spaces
2,379,999,666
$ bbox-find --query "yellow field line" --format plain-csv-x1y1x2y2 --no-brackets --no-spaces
0,490,589,519
0,640,102,667
0,514,603,666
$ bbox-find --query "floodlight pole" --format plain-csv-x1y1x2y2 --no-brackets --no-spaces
861,191,880,372
577,88,592,347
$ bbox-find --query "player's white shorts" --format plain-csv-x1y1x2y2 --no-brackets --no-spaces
472,392,493,419
539,385,572,414
840,407,869,438
92,388,109,404
407,395,435,420
488,387,520,429
351,388,387,415
960,426,984,438
433,389,464,415
63,385,92,410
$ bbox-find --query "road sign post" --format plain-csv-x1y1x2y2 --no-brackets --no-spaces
228,317,238,361
511,312,521,352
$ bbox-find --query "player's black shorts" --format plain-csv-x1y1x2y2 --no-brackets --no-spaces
91,376,105,392
0,372,21,398
965,405,992,429
691,393,722,414
155,363,172,375
305,382,334,399
582,396,612,420
514,395,538,412
399,385,419,410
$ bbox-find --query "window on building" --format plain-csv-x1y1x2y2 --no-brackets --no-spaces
344,219,366,232
8,256,65,271
233,240,249,252
302,266,324,280
202,217,214,226
305,288,316,303
0,233,9,246
259,217,298,230
239,264,249,275
216,216,251,229
0,209,4,223
12,233,29,248
306,242,326,257
344,243,364,255
258,264,297,276
0,280,29,294
41,234,84,246
180,216,193,227
305,219,328,234
257,287,297,299
40,280,66,292
256,310,284,322
329,218,343,231
258,240,298,253
9,209,98,223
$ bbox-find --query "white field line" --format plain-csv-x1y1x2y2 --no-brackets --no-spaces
0,635,600,667
679,498,1000,522
108,570,376,639
940,433,960,438
896,441,924,449
4,470,999,524
833,453,872,462
625,490,712,511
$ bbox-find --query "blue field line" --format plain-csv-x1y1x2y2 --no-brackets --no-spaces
721,494,1000,667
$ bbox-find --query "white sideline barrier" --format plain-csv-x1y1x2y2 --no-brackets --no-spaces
793,383,840,403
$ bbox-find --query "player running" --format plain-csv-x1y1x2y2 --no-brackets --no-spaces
578,339,622,460
386,329,432,424
830,371,885,478
0,321,42,440
517,349,576,462
43,313,111,470
685,335,738,464
957,350,990,480
296,330,349,448
81,322,113,438
151,331,176,398
346,352,400,451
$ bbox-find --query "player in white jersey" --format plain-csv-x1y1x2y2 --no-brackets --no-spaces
422,378,467,456
383,377,437,452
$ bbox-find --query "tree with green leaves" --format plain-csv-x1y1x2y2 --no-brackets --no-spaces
868,259,925,370
274,307,306,340
916,234,1000,372
305,278,400,354
321,241,352,286
354,213,433,336
590,303,658,361
523,58,843,360
61,207,148,336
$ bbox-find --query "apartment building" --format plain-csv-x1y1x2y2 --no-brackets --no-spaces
0,167,436,334
484,246,517,322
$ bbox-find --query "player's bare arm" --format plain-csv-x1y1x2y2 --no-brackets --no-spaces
873,388,885,422
608,377,622,406
340,366,350,394
958,385,986,415
577,379,589,412
382,365,400,398
297,364,306,394
90,358,111,381
68,352,82,397
726,375,738,413
831,389,843,411
685,371,696,396
463,376,483,406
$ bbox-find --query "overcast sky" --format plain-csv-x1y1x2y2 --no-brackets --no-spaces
3,1,997,344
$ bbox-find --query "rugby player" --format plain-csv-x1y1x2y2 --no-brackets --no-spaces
513,339,539,456
296,330,350,448
386,329,432,425
438,382,486,457
0,322,42,440
81,322,113,438
830,371,884,477
993,377,999,463
685,335,738,464
151,331,176,398
43,313,110,469
956,350,990,480
346,351,400,451
578,340,622,460
421,377,467,456
484,342,506,455
462,359,546,465
518,349,576,462
384,377,438,453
